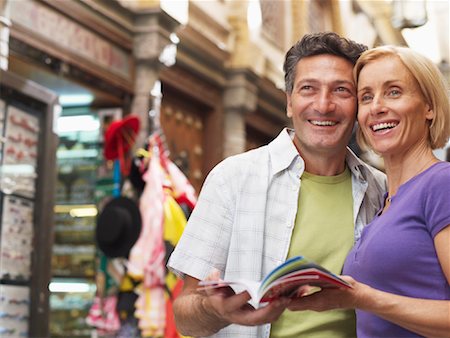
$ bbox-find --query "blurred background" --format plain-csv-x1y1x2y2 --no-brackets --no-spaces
0,1,448,337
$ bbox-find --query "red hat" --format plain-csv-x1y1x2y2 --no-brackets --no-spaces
104,115,140,175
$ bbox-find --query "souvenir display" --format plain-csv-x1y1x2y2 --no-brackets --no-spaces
1,70,57,338
0,285,30,338
0,196,34,280
0,105,39,198
88,128,197,337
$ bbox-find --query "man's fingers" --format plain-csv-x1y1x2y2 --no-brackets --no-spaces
230,297,291,326
220,291,252,312
205,268,222,281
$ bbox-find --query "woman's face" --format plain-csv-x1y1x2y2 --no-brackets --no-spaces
357,56,434,157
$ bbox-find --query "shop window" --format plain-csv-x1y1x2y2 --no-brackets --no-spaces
50,109,100,338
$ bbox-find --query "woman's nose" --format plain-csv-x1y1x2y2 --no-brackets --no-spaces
370,95,387,115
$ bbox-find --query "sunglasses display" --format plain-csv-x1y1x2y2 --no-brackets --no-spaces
0,285,30,338
0,105,39,198
1,72,56,338
0,196,34,280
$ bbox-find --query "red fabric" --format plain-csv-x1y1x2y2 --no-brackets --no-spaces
104,115,140,175
164,279,184,338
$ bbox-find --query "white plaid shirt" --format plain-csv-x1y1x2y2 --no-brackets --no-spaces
168,128,386,338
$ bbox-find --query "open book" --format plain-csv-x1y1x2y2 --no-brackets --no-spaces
198,255,351,305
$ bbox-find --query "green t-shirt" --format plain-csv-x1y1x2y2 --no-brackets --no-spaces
270,167,356,338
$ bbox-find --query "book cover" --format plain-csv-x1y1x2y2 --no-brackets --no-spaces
198,255,351,305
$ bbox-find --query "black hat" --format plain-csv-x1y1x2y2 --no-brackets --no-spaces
96,197,142,258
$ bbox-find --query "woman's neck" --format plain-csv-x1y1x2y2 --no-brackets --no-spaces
384,148,438,198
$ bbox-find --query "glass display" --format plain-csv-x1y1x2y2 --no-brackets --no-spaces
50,110,100,337
49,278,96,338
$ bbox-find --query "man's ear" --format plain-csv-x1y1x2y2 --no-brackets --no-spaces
286,93,293,118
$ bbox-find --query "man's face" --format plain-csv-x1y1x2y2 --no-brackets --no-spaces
286,54,357,158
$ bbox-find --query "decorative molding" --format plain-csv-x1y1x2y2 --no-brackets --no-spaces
175,24,228,88
43,0,134,48
9,27,134,92
9,0,133,81
188,1,230,51
160,64,221,108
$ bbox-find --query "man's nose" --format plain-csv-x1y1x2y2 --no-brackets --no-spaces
313,91,336,113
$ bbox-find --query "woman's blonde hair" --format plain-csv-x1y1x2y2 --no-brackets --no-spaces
354,45,450,150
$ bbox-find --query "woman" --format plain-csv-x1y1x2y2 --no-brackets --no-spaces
288,46,450,337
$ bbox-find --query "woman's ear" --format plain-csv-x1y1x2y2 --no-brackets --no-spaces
425,104,434,121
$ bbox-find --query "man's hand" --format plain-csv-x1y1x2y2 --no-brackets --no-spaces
172,272,290,337
201,283,291,327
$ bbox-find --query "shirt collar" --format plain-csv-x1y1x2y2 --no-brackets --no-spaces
346,147,370,182
268,128,302,176
268,128,372,181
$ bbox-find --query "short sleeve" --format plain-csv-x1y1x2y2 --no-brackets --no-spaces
424,164,450,238
167,159,235,280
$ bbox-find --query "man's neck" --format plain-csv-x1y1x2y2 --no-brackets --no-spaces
300,150,348,176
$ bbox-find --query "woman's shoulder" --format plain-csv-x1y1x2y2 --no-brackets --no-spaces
426,161,450,179
418,161,450,196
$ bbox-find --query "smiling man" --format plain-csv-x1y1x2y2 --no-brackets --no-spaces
168,32,387,338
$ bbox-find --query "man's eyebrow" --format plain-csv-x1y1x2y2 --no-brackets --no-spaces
334,80,355,86
296,79,354,85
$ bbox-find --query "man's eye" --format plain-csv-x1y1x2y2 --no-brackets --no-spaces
300,85,312,91
336,87,349,92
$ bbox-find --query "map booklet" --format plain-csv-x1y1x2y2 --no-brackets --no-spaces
198,255,351,305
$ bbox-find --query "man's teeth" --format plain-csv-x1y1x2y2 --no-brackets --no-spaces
371,122,398,131
311,120,336,126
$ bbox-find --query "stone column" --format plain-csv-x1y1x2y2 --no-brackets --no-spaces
291,0,308,44
223,68,258,157
223,1,259,157
131,8,179,146
0,0,10,70
355,0,407,45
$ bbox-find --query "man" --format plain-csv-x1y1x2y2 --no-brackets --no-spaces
167,32,386,338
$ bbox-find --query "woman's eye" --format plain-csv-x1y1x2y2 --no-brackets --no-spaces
389,89,401,96
359,94,373,102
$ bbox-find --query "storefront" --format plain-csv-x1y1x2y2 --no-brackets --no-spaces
0,1,289,337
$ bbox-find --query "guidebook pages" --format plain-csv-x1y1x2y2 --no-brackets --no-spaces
198,255,351,305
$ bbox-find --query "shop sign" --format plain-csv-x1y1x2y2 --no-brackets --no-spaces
9,0,131,80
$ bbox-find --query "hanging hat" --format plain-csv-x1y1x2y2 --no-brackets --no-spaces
96,197,142,258
129,156,146,194
104,115,140,176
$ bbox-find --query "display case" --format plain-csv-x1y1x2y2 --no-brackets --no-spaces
50,110,100,338
0,70,57,338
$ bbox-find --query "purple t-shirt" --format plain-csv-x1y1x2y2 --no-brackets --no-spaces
343,161,450,338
